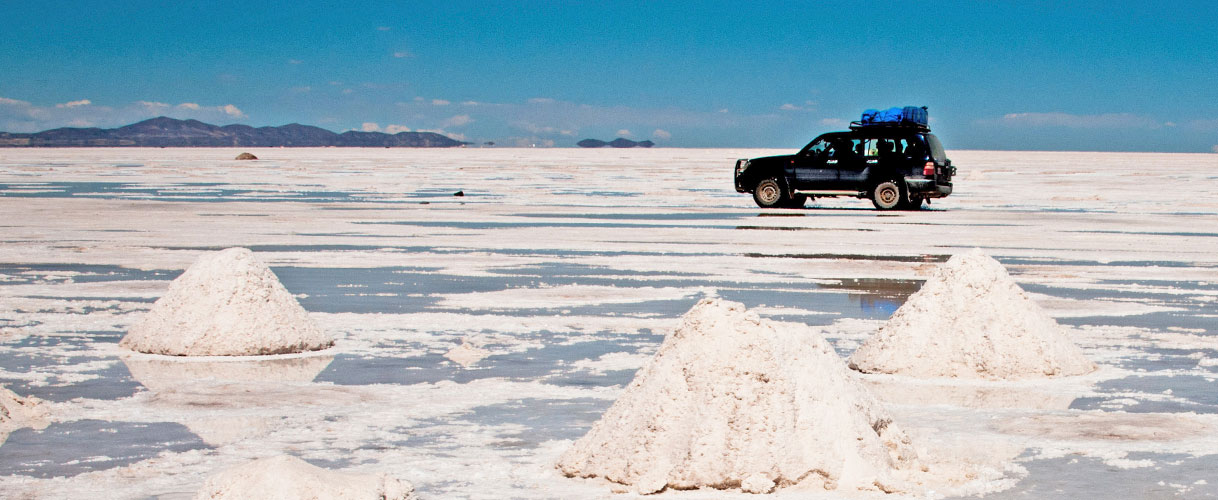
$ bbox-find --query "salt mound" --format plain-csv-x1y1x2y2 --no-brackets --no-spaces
847,249,1096,379
557,298,922,494
196,455,417,500
121,248,332,356
2,385,49,445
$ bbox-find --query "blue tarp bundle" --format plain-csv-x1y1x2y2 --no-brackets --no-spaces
860,106,927,127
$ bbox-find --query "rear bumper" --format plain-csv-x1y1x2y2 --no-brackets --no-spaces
905,179,952,198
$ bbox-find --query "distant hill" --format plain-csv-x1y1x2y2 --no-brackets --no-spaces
0,117,469,148
577,137,655,148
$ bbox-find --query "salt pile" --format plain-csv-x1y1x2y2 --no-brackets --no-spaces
196,455,417,500
1,385,49,445
121,247,332,356
557,298,923,494
444,337,491,368
847,249,1096,379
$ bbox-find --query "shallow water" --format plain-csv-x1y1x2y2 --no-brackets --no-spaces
1,148,1217,498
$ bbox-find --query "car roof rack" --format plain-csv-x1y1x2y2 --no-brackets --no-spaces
848,121,930,133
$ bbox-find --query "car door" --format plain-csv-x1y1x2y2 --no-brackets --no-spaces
832,137,868,189
787,138,839,190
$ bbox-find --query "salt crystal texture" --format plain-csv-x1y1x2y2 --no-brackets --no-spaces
1,385,49,445
847,249,1096,379
195,455,417,500
120,248,332,356
557,298,923,494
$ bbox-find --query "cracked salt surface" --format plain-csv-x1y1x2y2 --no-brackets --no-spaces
1,148,1217,498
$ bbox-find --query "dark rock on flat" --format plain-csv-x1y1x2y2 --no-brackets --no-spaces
235,152,258,160
577,139,608,148
579,137,655,148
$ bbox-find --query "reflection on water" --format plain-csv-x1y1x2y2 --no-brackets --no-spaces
121,353,335,393
820,278,924,318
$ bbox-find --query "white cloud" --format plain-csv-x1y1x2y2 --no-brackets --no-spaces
819,118,848,127
221,104,246,118
442,114,473,127
718,108,729,113
1,97,248,132
384,124,412,134
512,121,575,136
779,103,802,111
616,129,632,137
432,99,450,106
527,97,556,104
461,101,479,106
56,99,92,108
376,26,391,31
995,112,1164,129
288,59,303,65
289,86,312,94
652,129,672,140
393,50,413,58
361,122,381,132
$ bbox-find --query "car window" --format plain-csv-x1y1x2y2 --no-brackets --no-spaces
863,138,901,157
802,139,829,157
925,134,947,163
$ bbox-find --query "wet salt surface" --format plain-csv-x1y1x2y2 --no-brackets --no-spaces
1,148,1217,498
0,420,207,478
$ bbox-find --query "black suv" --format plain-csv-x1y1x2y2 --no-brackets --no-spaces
733,116,955,210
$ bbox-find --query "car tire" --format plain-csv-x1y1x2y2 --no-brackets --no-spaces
870,180,904,210
785,194,807,209
753,177,788,208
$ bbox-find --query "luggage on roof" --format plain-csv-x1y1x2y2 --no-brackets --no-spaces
853,106,929,131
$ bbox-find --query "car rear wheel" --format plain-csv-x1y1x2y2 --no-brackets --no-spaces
871,180,904,210
753,177,788,208
785,194,807,209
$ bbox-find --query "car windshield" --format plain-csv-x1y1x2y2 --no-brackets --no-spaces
925,134,947,163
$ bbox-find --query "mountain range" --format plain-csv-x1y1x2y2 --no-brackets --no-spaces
0,117,469,148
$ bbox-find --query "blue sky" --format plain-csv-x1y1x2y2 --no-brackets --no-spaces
2,1,1216,151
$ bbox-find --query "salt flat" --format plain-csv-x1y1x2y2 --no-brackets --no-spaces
0,148,1216,498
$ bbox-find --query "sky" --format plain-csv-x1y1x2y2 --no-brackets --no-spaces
2,1,1217,151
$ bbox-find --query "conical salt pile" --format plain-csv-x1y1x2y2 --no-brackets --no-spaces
196,455,417,500
121,248,331,356
557,298,922,494
847,249,1096,379
2,385,49,445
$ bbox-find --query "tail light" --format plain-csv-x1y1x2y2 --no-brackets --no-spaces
923,162,935,176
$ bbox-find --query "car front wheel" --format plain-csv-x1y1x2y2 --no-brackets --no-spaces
871,180,904,210
753,177,788,208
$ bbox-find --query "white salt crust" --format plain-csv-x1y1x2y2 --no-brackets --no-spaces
120,248,332,356
557,298,924,494
848,249,1096,379
195,455,416,500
